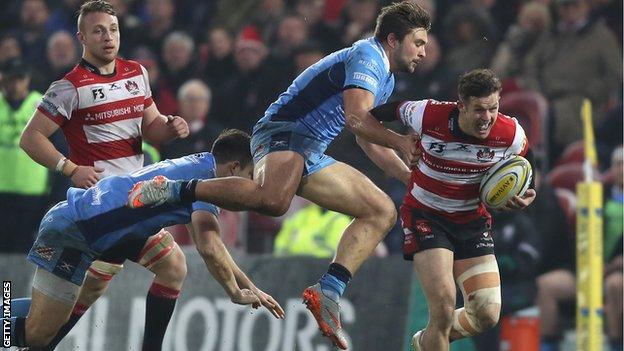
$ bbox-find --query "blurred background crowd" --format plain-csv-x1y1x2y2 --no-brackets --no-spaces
0,0,622,349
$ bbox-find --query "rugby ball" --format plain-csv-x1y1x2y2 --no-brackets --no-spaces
479,155,532,209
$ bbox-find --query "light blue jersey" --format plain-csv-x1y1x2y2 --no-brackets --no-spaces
28,153,218,285
251,38,394,176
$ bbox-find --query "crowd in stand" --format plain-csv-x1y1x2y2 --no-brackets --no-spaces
0,0,621,349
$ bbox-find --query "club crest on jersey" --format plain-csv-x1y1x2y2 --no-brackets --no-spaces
91,86,106,102
125,80,140,95
476,147,495,162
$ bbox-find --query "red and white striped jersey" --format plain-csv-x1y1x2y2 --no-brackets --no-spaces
397,99,529,223
37,58,153,176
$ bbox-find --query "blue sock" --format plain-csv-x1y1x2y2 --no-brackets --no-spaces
11,298,31,317
319,263,352,302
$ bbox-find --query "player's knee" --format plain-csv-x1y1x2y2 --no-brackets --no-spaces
261,197,290,217
80,273,112,305
429,293,456,329
152,245,187,283
368,195,397,232
475,303,501,331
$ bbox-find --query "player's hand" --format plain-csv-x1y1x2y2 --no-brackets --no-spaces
395,134,421,168
71,166,104,188
230,288,261,306
250,287,285,319
166,115,189,139
500,188,536,211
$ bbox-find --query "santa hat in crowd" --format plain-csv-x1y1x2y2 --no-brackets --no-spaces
235,25,267,54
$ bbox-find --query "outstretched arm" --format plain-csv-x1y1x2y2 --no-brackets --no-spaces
188,211,259,306
188,211,284,318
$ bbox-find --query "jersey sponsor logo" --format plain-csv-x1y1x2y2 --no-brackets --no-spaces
352,72,378,88
476,147,495,162
427,142,446,155
91,86,107,102
108,82,121,91
84,104,143,121
125,80,140,95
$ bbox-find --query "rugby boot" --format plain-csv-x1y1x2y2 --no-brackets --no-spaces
127,175,179,208
302,283,348,350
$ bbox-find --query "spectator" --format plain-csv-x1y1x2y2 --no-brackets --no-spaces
491,1,552,81
270,13,310,67
340,0,379,46
293,43,325,76
161,79,223,159
522,0,622,160
441,3,499,75
0,59,48,253
211,25,285,132
0,34,22,69
160,31,197,95
128,0,178,55
43,31,79,86
295,0,341,52
201,26,237,90
393,34,456,101
15,0,51,66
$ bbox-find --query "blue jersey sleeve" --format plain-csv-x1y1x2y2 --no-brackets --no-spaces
192,201,219,217
343,45,384,96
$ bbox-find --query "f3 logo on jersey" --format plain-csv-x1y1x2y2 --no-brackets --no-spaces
91,86,107,102
427,142,446,155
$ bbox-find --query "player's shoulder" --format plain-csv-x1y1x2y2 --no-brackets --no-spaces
489,112,521,142
115,58,145,75
423,99,457,116
349,38,388,66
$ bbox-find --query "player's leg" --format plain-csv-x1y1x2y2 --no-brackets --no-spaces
298,161,396,349
9,268,79,348
536,269,576,351
604,270,622,351
137,230,187,351
411,248,457,350
45,260,124,349
450,254,501,340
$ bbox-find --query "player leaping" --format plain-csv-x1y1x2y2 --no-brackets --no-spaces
127,2,431,349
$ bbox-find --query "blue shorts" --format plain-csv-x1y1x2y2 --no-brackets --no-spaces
27,202,98,286
251,120,336,177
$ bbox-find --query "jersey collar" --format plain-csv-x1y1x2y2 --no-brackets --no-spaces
80,58,117,77
371,38,390,73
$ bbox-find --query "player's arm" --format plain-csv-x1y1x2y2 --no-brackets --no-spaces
344,88,419,165
187,211,259,305
356,136,412,185
20,110,102,187
188,211,285,318
502,148,537,211
141,103,189,145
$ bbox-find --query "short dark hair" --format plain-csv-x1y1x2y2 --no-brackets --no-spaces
211,129,252,168
77,0,116,31
374,1,431,42
458,68,502,102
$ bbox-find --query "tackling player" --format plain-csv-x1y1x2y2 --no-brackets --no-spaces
126,2,431,349
369,68,537,350
6,130,284,349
